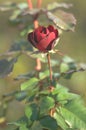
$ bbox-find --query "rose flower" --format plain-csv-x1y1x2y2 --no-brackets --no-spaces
27,25,58,53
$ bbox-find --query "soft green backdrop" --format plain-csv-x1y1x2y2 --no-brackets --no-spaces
0,0,86,130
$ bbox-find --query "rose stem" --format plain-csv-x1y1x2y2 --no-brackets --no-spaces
34,0,42,29
37,0,42,8
27,0,33,9
27,0,39,29
34,0,42,28
47,53,52,81
47,53,55,116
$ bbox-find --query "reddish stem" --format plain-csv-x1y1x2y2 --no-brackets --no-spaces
37,0,42,8
34,0,42,29
27,0,33,9
35,58,41,71
47,53,52,81
34,20,39,29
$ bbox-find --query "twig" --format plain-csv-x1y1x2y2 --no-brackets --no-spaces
37,0,42,8
27,0,33,9
47,53,52,81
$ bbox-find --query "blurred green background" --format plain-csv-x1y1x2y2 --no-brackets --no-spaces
0,0,86,130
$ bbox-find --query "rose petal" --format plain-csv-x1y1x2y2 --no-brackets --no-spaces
36,32,56,52
28,32,37,48
34,31,41,42
34,26,50,42
46,40,55,50
54,29,58,38
48,25,58,38
27,25,59,53
35,26,43,32
48,25,54,32
41,27,49,34
34,26,44,42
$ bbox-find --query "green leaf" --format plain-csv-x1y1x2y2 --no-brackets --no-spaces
61,56,77,79
0,58,17,78
17,3,28,10
57,92,78,102
66,128,78,130
15,91,27,101
39,96,55,114
62,70,75,79
53,83,78,105
9,40,33,52
20,25,33,37
31,104,39,121
38,90,50,96
60,63,69,73
25,105,32,119
10,10,21,22
54,110,68,130
51,59,60,67
19,124,28,130
47,10,76,31
47,2,72,11
39,70,49,80
21,77,39,90
14,71,35,80
62,56,74,63
8,116,28,126
68,63,77,70
25,8,40,15
52,83,73,105
59,97,86,130
40,115,58,130
53,73,61,79
29,53,47,63
25,104,39,121
52,84,69,95
30,121,42,130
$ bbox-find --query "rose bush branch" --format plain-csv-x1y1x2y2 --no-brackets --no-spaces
27,0,33,9
37,0,42,8
47,53,52,81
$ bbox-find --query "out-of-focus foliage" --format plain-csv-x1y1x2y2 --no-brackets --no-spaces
0,1,77,78
0,0,86,130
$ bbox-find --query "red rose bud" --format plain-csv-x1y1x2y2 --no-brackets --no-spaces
27,25,58,52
